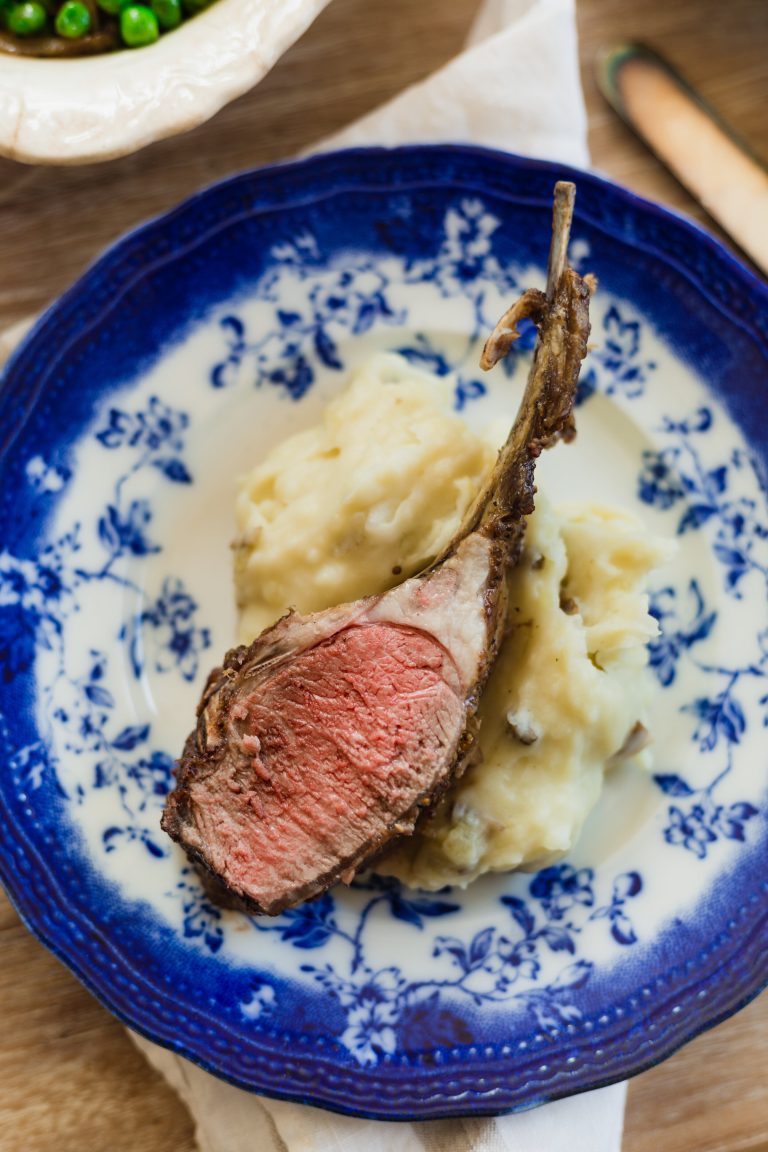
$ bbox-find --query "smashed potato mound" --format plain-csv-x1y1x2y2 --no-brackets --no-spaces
234,353,673,887
380,497,671,888
234,353,495,644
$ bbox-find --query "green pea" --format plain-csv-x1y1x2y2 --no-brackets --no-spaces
150,0,179,28
55,0,91,36
6,0,47,34
119,3,158,45
181,0,210,14
96,0,125,14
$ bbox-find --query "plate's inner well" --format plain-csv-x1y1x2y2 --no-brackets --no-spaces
1,155,766,1115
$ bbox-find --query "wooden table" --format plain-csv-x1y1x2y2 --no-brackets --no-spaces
1,1,766,1149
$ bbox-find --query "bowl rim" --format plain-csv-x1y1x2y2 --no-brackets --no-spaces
0,144,767,1119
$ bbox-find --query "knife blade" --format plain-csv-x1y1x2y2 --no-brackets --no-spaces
597,43,768,278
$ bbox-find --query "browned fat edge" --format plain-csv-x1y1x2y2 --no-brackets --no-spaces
434,183,590,566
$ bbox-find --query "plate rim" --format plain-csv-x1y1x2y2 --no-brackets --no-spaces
0,143,767,1119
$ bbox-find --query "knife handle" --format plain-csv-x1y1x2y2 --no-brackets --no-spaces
598,44,768,278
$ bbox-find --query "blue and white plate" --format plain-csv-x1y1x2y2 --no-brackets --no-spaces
0,146,766,1119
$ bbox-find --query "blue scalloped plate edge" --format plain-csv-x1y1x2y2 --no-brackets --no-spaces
0,144,767,1119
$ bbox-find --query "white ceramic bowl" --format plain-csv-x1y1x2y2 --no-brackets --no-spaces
0,0,330,165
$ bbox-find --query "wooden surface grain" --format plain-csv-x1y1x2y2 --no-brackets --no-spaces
1,1,766,1149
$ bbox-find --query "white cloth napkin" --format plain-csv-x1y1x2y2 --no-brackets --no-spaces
313,0,588,166
2,2,625,1148
134,1032,626,1152
132,3,624,1149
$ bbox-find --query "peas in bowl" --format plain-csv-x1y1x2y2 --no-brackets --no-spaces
0,0,214,54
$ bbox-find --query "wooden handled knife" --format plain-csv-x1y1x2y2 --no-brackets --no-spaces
597,44,768,277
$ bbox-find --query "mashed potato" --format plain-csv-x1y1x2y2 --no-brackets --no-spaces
234,353,672,888
234,354,495,644
380,498,669,888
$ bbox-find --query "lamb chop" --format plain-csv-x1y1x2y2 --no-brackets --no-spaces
162,182,592,915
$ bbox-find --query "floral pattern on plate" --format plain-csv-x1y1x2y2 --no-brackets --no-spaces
0,147,766,1117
